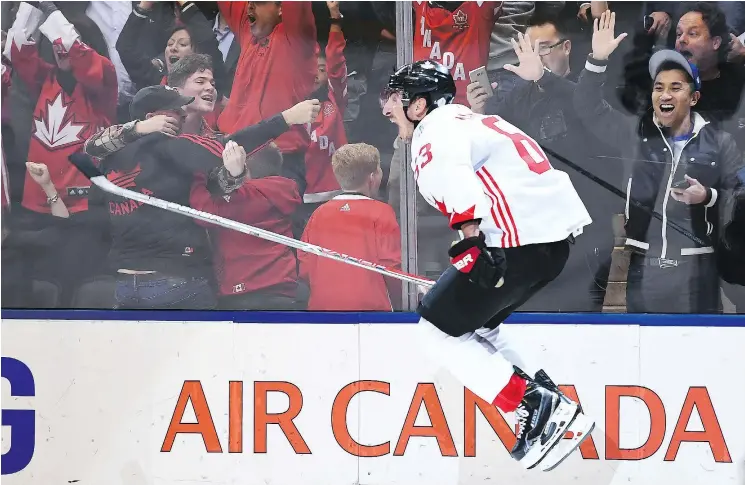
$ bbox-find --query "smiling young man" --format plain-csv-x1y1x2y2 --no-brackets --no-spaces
575,11,745,313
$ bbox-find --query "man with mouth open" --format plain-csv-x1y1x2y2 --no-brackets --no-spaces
575,11,745,313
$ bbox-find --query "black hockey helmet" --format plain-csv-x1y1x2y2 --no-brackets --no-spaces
382,60,456,113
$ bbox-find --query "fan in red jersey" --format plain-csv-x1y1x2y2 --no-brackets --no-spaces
413,1,501,105
217,1,317,196
4,1,118,216
301,1,349,228
299,143,402,311
3,1,117,307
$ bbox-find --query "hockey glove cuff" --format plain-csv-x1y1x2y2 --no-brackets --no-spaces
448,232,506,289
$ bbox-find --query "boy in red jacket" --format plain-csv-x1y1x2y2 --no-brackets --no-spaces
190,142,301,310
299,143,402,311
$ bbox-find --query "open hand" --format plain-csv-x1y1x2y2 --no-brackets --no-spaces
671,174,707,205
504,32,545,81
592,10,627,61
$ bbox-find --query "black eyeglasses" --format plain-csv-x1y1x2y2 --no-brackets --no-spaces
537,39,567,56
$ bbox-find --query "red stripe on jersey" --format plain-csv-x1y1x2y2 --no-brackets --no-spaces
476,169,510,247
179,134,224,158
482,167,520,247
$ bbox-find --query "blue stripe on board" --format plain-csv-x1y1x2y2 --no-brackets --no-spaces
2,309,745,326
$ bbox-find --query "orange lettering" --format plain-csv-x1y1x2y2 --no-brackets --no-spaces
331,380,390,457
228,381,243,453
558,385,599,459
161,381,222,453
254,381,310,454
464,388,515,457
665,387,731,463
394,383,456,457
606,385,665,460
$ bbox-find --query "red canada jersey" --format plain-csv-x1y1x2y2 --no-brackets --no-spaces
413,1,499,105
6,8,117,214
304,30,348,203
299,194,402,311
217,1,316,154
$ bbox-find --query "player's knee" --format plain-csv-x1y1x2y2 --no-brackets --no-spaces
417,315,470,339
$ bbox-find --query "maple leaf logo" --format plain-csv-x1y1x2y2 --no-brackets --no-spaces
33,93,86,150
107,164,142,189
453,10,469,31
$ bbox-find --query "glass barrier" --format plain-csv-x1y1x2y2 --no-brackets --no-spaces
0,1,743,313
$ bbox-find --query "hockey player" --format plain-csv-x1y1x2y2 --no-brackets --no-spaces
380,60,594,470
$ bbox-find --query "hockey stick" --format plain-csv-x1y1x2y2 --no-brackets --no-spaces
70,155,435,289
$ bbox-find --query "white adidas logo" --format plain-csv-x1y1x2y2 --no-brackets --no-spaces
340,203,350,212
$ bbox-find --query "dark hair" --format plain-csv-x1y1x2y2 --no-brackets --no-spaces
681,2,730,56
527,11,568,39
248,143,283,179
655,60,697,93
167,54,214,88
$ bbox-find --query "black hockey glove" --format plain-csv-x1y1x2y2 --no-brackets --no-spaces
448,232,506,289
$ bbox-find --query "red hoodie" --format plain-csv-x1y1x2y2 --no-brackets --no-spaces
190,174,300,297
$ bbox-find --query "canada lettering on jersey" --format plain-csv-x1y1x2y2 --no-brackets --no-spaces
106,164,154,216
309,129,337,157
420,15,467,81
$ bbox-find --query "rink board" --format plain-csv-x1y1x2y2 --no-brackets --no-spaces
1,313,744,485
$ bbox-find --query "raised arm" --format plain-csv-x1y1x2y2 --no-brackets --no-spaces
3,2,53,98
38,5,117,100
115,2,165,89
574,11,634,152
281,1,316,56
325,2,348,112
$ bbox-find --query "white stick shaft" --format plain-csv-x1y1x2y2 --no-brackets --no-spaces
92,176,435,288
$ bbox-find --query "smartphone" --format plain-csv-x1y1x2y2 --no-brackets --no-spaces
671,178,688,189
469,66,493,98
644,15,654,31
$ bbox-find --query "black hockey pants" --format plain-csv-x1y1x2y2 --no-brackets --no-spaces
418,238,571,337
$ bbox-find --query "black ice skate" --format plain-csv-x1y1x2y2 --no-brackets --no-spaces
509,368,582,469
533,369,595,472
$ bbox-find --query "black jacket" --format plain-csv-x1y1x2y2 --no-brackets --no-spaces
575,56,745,260
99,114,289,276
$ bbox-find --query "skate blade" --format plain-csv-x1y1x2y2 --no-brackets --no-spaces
522,400,580,470
539,412,595,472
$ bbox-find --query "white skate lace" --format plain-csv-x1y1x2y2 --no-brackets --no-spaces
515,405,529,440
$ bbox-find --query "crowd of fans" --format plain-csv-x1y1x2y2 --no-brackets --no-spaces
0,1,744,313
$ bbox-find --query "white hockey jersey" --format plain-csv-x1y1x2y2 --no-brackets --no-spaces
411,104,592,248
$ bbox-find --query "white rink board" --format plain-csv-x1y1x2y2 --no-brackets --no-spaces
2,319,745,485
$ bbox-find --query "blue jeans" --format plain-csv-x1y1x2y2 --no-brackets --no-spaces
115,274,216,310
